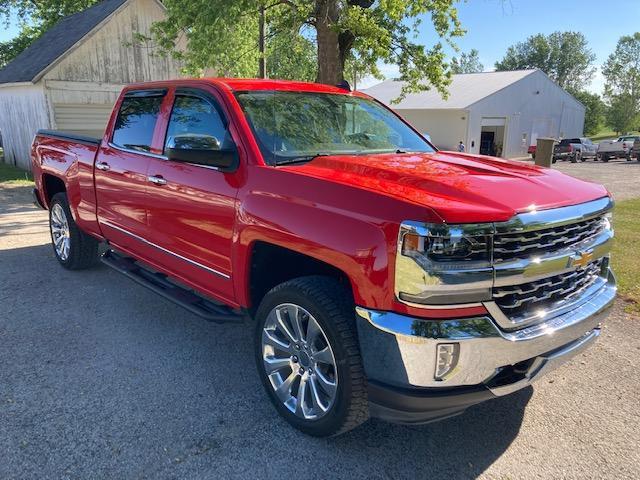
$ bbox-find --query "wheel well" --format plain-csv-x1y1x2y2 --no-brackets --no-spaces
42,174,66,205
248,242,352,315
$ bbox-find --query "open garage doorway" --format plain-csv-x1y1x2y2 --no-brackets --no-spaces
480,117,507,157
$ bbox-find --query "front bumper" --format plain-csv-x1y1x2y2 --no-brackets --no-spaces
356,270,616,424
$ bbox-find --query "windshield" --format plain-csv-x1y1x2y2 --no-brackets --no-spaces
235,91,435,165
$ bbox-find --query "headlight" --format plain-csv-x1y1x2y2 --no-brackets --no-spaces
395,222,493,306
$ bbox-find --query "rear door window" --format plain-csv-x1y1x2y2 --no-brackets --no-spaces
112,94,164,153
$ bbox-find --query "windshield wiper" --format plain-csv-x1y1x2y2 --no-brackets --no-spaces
274,153,330,166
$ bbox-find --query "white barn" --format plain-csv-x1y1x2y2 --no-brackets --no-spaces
363,70,585,158
0,0,185,170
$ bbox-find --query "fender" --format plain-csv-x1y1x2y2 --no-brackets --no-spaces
32,135,102,238
233,166,440,310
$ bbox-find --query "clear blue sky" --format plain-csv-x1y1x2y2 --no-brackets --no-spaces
369,0,640,94
2,0,638,94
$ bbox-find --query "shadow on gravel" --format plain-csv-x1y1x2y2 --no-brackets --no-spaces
329,386,532,478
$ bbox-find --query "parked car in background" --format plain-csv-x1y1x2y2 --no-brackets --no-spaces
597,135,640,162
528,144,536,159
553,138,597,163
30,78,616,437
632,138,640,161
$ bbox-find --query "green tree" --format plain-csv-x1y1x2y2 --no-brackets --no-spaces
495,31,596,90
450,48,483,74
152,0,465,98
606,94,638,135
0,0,99,67
602,33,640,131
569,89,605,136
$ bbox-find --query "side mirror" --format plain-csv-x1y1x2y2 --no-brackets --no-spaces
165,133,238,172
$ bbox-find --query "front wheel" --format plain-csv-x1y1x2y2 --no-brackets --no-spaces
254,276,368,437
49,193,99,269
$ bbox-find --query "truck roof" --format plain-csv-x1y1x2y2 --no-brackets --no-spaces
124,77,366,96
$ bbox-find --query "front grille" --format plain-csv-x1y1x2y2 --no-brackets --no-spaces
493,259,605,321
493,215,606,263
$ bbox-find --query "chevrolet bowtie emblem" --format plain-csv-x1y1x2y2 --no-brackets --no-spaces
569,250,594,268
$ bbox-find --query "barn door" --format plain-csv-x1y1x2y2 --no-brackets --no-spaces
53,103,113,138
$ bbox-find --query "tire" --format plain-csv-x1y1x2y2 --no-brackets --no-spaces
626,154,632,161
49,192,99,269
254,276,368,437
571,152,579,163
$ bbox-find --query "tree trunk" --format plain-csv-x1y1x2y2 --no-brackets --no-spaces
315,0,342,85
258,5,266,79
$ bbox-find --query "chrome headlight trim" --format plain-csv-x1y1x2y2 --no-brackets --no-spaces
395,221,494,306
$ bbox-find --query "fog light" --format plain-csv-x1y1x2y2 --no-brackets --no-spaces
435,343,460,381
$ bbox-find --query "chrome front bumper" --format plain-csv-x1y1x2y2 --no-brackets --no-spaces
355,270,616,394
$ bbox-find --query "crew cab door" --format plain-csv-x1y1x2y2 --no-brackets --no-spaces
95,89,166,253
143,89,239,303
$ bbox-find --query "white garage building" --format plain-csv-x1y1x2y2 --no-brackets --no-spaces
363,69,585,158
0,0,184,170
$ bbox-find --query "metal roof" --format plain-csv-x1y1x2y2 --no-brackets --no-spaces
0,0,128,84
362,70,538,109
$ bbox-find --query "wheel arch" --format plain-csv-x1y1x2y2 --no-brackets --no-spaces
244,240,356,316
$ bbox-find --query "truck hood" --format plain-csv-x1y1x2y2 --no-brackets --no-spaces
283,151,609,223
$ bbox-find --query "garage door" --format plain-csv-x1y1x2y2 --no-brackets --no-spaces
53,104,113,138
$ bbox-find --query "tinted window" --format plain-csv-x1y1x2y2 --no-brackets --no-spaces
112,95,163,152
235,91,434,165
165,95,226,152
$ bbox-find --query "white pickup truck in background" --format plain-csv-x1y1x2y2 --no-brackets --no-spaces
597,135,640,162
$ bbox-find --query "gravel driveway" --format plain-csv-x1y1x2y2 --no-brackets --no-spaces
1,164,639,479
543,157,640,201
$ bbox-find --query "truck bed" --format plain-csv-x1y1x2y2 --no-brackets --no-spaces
36,129,101,146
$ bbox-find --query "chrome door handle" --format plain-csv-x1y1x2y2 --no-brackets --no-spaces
96,162,110,171
147,175,167,185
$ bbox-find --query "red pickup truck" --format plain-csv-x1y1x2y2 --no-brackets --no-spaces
31,78,616,437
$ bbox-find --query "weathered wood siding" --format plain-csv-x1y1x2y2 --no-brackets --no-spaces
0,84,51,169
42,0,184,86
0,0,186,170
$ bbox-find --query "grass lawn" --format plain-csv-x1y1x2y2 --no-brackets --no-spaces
612,198,640,315
589,129,640,143
0,161,33,185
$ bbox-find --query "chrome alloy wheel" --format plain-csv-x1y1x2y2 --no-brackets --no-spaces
50,203,71,261
261,303,338,420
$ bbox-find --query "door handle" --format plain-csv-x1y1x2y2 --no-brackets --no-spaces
147,175,167,186
96,162,110,171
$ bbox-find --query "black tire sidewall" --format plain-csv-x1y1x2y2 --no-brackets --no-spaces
254,280,360,436
49,194,74,268
48,192,97,270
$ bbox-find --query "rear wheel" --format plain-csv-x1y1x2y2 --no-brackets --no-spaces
571,152,580,163
49,193,99,269
254,276,368,437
